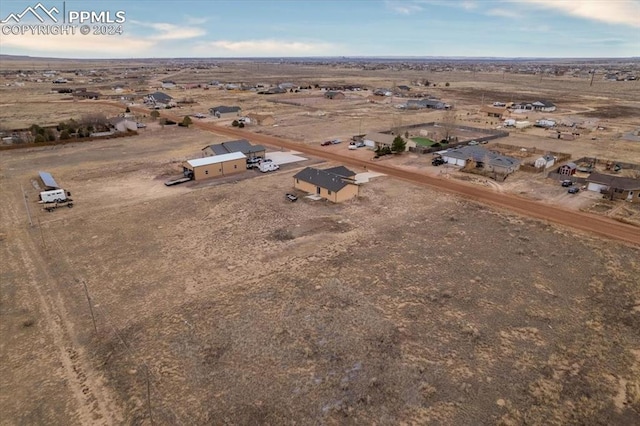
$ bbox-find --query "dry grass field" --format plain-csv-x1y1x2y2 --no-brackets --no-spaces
1,59,640,425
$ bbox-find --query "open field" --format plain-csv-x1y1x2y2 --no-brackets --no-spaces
1,59,640,425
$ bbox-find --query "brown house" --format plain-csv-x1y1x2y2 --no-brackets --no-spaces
202,139,265,159
182,151,246,180
293,166,359,203
480,105,508,118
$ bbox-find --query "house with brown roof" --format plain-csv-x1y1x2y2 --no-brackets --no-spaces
480,105,508,118
586,172,640,203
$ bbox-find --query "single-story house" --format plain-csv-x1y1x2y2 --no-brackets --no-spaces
293,166,359,203
363,132,403,151
202,139,265,159
441,146,520,175
182,151,246,181
512,100,556,112
586,172,640,203
210,106,241,118
108,117,138,133
144,92,174,108
534,154,555,169
480,105,508,118
245,113,275,126
324,91,345,100
406,99,447,110
557,162,577,175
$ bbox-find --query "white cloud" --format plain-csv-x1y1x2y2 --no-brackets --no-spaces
129,20,206,40
486,8,521,19
195,39,338,56
385,0,423,14
522,0,640,28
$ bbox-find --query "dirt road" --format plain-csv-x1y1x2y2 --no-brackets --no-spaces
131,106,640,247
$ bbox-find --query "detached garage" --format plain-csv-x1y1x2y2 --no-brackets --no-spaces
182,152,246,181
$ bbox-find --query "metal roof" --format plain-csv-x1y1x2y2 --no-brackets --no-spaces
39,171,60,189
186,151,246,167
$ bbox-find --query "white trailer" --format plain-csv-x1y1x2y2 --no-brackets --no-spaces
39,189,70,203
39,189,73,211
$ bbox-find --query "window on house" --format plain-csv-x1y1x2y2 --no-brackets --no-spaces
234,165,237,169
328,190,332,195
296,179,299,184
205,170,208,175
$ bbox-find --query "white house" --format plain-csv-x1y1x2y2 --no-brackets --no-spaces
534,154,555,169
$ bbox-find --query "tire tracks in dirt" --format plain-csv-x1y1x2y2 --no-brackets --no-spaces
2,185,121,425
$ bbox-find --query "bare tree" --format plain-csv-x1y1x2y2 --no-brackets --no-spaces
441,109,456,142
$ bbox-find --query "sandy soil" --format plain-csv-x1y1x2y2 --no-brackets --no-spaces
1,61,639,425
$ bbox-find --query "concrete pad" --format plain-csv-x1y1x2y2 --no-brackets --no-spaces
354,172,386,184
265,151,308,165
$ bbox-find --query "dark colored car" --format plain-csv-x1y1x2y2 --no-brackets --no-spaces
561,180,573,187
321,141,332,146
568,187,580,194
432,157,446,166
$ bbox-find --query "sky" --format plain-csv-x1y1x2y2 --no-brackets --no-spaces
0,0,638,59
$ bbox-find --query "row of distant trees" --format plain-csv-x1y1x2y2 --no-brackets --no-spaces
16,113,111,143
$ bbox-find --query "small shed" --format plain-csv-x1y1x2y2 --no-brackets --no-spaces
534,154,555,169
557,162,577,176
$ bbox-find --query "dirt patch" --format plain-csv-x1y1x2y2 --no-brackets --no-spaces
582,105,640,119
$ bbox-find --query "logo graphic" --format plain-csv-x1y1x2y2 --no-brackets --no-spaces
1,2,59,24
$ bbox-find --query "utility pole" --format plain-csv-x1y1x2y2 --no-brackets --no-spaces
21,184,32,227
82,280,98,333
589,69,596,87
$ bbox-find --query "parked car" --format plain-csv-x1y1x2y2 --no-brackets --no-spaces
247,157,262,169
568,187,580,194
331,139,342,144
321,140,332,146
194,113,206,119
136,122,146,128
259,158,273,164
259,162,280,173
479,140,488,144
285,193,298,202
561,180,573,187
349,143,358,150
432,157,446,166
468,140,479,146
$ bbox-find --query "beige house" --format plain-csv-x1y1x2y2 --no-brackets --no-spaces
182,151,246,181
293,166,359,203
246,113,275,126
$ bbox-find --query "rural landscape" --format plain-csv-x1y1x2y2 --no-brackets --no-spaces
1,53,640,426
